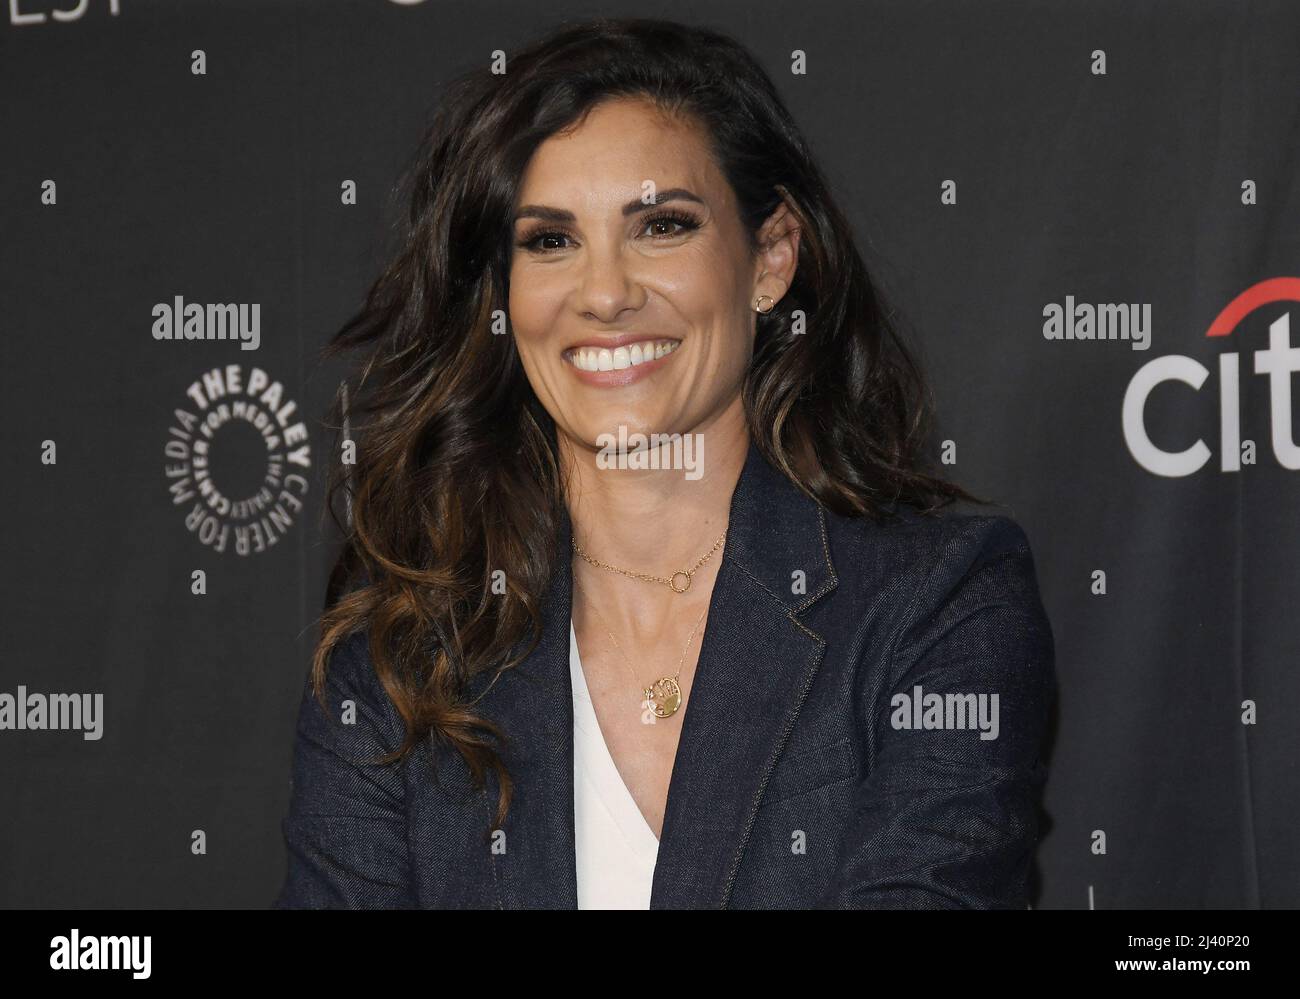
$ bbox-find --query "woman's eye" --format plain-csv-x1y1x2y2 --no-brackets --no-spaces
641,213,698,238
515,213,699,254
517,230,572,253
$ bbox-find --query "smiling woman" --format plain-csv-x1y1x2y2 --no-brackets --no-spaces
273,15,1056,910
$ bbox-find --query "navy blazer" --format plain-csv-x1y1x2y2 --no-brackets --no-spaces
273,443,1055,909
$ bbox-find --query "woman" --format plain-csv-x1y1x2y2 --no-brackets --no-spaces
274,16,1055,910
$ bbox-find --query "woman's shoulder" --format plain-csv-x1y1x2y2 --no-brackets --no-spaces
290,626,407,752
826,500,1041,583
821,501,1050,645
819,502,1055,731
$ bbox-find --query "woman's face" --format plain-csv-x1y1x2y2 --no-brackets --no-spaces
507,96,796,460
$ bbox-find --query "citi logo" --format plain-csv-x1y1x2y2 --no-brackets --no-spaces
1123,277,1300,476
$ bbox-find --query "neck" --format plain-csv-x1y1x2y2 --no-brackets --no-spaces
560,396,749,636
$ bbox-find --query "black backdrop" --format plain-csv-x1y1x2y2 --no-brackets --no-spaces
2,0,1296,908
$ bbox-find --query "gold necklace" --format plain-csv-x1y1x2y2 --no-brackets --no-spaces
571,529,726,594
572,576,708,719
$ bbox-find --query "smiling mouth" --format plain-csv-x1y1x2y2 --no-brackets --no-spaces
564,339,681,372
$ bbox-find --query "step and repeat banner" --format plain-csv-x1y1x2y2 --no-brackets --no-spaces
2,0,1296,908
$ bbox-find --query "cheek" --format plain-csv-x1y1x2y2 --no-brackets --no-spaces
665,249,751,339
702,297,756,372
506,278,571,412
718,321,756,383
507,275,554,351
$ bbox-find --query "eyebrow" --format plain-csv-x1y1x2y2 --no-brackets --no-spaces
512,187,706,225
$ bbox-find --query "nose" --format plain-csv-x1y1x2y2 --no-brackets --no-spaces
573,244,646,323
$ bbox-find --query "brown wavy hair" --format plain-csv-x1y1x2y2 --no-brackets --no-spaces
311,16,988,830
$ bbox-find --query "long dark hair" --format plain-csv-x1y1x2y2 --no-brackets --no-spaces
313,16,987,829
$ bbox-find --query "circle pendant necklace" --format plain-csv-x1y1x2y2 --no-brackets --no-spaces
572,576,710,719
572,529,726,595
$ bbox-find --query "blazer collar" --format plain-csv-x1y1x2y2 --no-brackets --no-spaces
473,440,838,909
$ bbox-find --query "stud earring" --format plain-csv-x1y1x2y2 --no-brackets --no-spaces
753,294,775,314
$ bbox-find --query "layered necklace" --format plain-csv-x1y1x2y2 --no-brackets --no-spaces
571,530,725,718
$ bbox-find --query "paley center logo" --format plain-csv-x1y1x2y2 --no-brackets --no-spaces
1123,277,1300,476
162,365,312,555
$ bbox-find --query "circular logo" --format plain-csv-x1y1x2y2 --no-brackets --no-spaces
162,365,312,555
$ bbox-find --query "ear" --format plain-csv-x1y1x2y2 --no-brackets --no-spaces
751,187,802,304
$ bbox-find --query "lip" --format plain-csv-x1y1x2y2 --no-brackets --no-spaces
562,336,682,387
564,332,681,351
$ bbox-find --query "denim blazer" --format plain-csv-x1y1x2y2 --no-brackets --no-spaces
273,442,1055,909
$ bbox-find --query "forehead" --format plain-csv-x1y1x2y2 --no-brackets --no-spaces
515,98,727,207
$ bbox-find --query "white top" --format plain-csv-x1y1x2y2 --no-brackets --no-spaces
570,620,660,909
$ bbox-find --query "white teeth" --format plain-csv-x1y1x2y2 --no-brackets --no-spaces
567,339,679,372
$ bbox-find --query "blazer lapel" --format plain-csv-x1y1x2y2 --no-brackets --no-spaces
465,441,837,909
649,443,837,908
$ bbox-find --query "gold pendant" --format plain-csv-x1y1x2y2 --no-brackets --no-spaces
643,678,683,718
